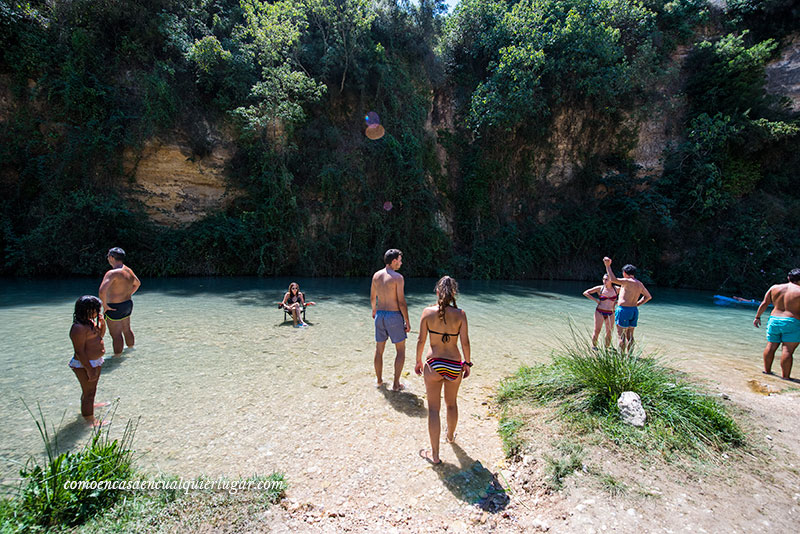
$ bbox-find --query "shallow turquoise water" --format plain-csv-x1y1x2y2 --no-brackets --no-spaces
0,277,767,483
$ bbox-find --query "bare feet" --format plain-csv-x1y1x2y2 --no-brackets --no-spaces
85,417,110,428
419,449,442,465
376,381,385,389
445,432,456,444
392,383,406,392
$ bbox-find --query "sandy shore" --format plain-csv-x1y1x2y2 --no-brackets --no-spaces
135,354,800,533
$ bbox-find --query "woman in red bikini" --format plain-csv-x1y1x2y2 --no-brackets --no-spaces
414,276,472,465
583,274,618,349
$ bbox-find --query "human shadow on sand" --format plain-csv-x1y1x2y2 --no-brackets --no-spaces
277,320,315,327
378,387,427,418
97,353,126,374
49,402,127,456
427,442,510,512
51,416,93,455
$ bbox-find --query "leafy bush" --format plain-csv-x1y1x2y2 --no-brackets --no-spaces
727,0,800,41
0,0,798,288
3,406,137,530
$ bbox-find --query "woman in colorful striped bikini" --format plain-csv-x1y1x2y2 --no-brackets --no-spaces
414,276,472,465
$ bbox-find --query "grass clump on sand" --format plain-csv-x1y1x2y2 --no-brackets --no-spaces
71,473,287,534
543,441,585,491
0,406,136,532
0,406,288,533
496,339,745,456
498,412,526,458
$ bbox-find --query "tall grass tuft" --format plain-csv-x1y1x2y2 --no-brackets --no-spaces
497,338,744,454
3,403,137,530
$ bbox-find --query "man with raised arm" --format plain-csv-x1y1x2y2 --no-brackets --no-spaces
753,268,800,379
98,247,141,356
603,257,652,352
371,248,410,391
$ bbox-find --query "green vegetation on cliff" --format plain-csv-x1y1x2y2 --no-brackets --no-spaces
0,0,797,290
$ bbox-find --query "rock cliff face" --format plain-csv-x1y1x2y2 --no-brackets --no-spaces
6,30,798,232
122,131,239,227
766,33,800,112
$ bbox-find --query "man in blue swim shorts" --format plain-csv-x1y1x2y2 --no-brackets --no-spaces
99,247,141,356
371,249,410,391
754,268,800,379
604,257,652,352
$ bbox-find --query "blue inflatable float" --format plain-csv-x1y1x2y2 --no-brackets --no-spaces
712,295,766,307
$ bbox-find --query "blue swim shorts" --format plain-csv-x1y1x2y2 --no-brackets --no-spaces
615,305,639,328
766,316,800,344
375,310,406,343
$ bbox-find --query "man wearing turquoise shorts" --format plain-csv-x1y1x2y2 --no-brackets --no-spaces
754,268,800,379
604,257,652,352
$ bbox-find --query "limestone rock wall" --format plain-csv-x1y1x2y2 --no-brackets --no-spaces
122,131,239,227
766,33,800,112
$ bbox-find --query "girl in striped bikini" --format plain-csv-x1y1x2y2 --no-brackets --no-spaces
583,274,619,349
415,276,472,465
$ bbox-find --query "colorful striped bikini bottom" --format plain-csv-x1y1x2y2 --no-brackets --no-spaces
426,358,463,381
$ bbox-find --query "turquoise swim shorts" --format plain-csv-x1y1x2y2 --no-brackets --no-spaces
766,316,800,344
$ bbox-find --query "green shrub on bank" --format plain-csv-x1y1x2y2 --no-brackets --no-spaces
1,407,137,531
0,405,289,533
497,340,744,455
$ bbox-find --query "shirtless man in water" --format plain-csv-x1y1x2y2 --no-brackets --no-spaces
371,249,410,391
99,247,141,356
753,268,800,379
604,257,652,351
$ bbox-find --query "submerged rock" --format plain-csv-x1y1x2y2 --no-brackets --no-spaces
617,391,646,427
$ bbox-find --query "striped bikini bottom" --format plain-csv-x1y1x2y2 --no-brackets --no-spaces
426,358,464,381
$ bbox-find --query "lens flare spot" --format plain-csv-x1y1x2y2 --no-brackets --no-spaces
365,124,385,140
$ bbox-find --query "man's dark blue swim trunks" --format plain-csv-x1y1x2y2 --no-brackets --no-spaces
105,300,133,321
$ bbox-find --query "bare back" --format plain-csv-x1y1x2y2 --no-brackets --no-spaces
371,268,403,312
422,306,467,361
99,265,140,303
767,283,800,320
617,279,648,307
